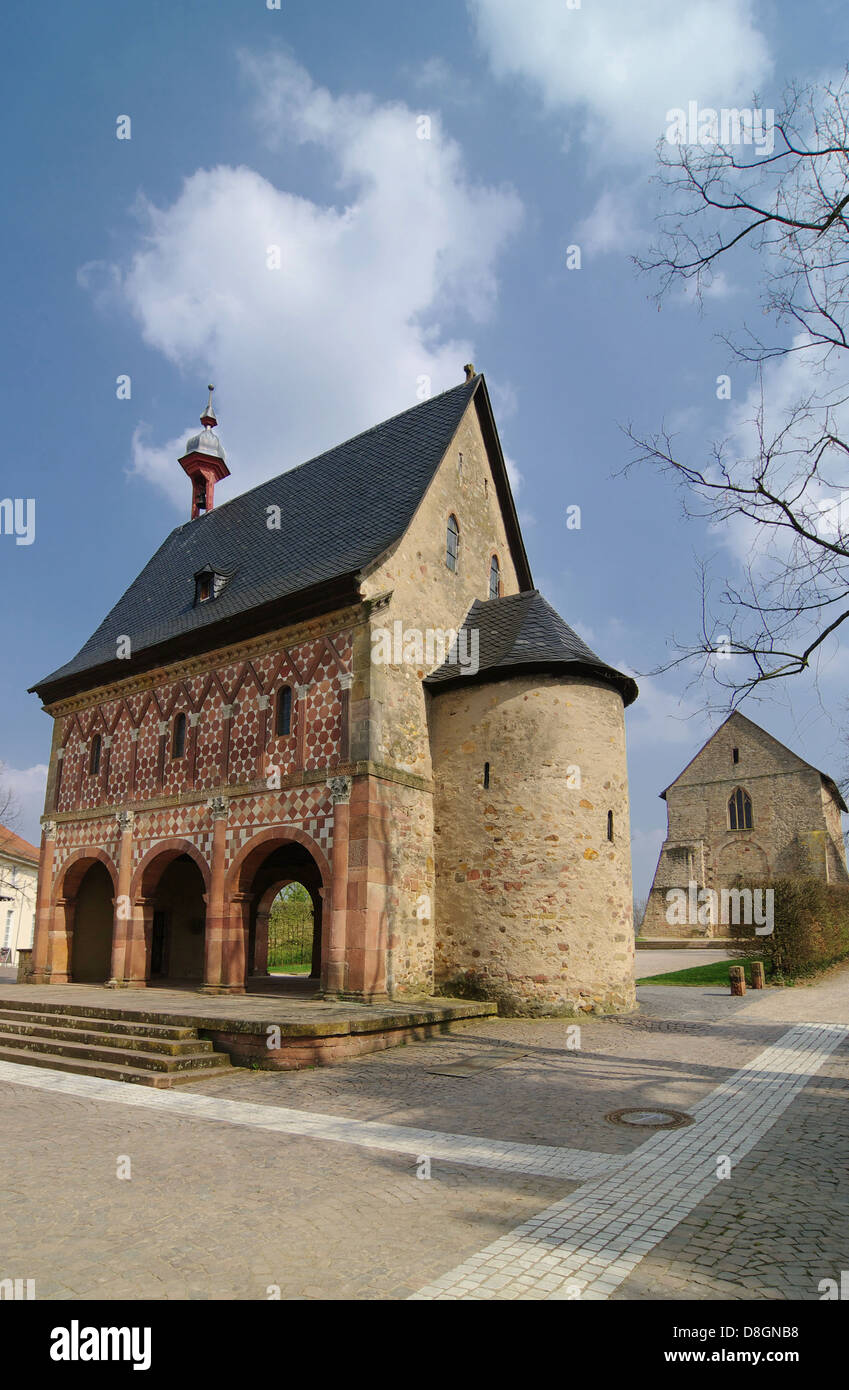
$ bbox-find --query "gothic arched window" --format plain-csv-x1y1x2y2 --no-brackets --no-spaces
489,554,501,600
446,514,460,572
89,733,101,776
172,712,187,759
276,685,293,737
728,787,753,831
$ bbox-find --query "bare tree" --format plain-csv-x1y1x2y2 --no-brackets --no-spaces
629,72,849,703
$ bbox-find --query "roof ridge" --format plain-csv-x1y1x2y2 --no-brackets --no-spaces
171,377,479,535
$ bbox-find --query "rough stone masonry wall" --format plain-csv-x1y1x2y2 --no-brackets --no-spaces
356,396,523,993
429,674,635,1016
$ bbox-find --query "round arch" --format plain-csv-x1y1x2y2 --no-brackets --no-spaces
225,826,331,902
52,847,119,907
131,838,212,901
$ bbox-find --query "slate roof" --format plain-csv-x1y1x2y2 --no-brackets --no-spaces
34,376,530,699
424,590,638,705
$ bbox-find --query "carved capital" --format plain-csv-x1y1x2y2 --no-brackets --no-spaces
41,819,56,841
207,795,229,820
116,810,134,834
295,684,309,701
338,673,353,691
328,775,352,805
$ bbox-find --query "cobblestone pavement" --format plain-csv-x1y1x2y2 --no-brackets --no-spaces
1,968,847,1300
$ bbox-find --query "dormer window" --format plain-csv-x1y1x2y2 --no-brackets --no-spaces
194,566,229,606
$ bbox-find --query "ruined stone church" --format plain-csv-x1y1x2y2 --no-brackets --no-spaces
642,711,849,938
28,370,637,1015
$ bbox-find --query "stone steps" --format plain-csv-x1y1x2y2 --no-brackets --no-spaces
0,1005,232,1087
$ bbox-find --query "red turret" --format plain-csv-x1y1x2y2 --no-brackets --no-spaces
178,386,230,520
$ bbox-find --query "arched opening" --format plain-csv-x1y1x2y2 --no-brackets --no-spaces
228,834,328,996
146,855,207,984
266,883,319,980
70,861,114,983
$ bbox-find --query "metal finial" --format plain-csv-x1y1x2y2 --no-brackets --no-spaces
200,384,217,427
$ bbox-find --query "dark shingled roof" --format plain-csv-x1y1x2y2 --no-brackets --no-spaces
33,376,530,700
424,590,638,705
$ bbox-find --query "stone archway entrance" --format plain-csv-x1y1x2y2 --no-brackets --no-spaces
226,833,329,995
147,856,207,983
130,841,211,987
70,861,115,983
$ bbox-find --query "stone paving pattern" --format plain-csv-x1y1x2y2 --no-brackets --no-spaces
1,964,847,1300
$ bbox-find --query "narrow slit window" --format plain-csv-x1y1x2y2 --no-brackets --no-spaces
489,554,501,600
728,787,753,831
607,809,614,842
276,685,293,737
89,733,101,776
732,747,739,764
483,762,490,790
172,711,187,759
446,514,460,572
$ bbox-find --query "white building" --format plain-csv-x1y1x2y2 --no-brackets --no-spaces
0,825,39,966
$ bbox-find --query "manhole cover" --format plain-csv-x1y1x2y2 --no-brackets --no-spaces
605,1106,694,1129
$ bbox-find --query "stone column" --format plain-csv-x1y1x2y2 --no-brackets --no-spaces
323,776,351,995
126,897,155,985
47,897,75,984
106,810,134,987
30,821,57,983
223,892,250,994
201,796,230,993
252,906,271,977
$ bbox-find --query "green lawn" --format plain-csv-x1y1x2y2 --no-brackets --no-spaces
637,956,765,987
268,964,312,975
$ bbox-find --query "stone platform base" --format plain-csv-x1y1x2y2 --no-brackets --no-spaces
0,983,496,1075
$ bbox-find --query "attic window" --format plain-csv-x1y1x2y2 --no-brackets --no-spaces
446,514,460,572
194,569,228,605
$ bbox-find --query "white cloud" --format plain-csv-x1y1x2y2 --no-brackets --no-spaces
575,186,645,256
0,764,47,846
469,0,772,159
86,53,523,508
625,673,705,747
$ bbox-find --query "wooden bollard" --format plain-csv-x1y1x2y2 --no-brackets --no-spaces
751,961,765,990
729,965,746,996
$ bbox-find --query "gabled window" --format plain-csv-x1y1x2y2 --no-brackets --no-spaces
193,566,230,606
89,733,102,776
728,787,753,831
446,514,460,572
172,712,187,759
489,554,501,600
276,685,293,737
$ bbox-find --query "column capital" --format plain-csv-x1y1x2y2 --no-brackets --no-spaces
207,795,229,820
328,775,352,805
338,673,353,691
295,683,310,700
116,809,135,833
41,819,57,841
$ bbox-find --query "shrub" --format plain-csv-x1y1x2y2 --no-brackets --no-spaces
757,878,849,979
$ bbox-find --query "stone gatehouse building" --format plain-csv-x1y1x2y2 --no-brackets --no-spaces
28,371,638,1015
642,711,849,938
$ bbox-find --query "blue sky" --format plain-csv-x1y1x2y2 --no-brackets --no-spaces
3,0,848,894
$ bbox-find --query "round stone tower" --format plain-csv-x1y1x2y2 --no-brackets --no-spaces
426,590,638,1016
